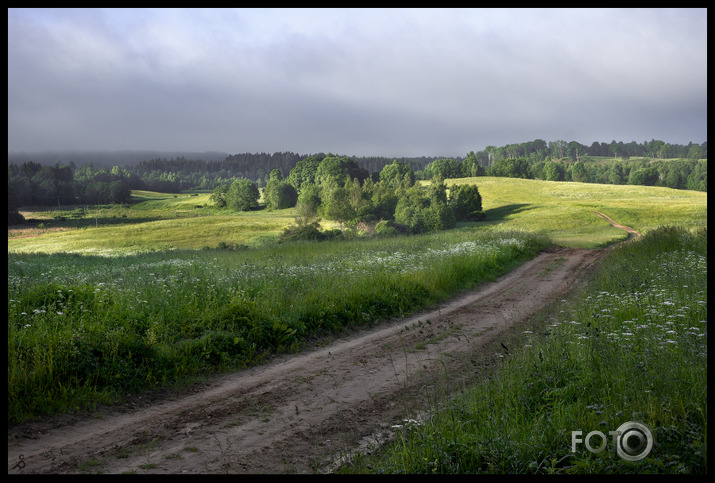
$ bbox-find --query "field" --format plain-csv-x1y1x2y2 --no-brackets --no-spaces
447,177,707,248
8,178,708,254
8,191,300,254
7,177,708,473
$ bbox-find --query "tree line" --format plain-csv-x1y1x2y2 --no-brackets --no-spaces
8,138,707,225
424,154,707,191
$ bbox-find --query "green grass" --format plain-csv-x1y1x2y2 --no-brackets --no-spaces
7,178,708,473
446,177,707,248
338,226,707,474
8,228,548,423
9,180,707,255
9,191,301,254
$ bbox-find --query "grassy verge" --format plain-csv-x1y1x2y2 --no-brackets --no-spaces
8,228,548,424
339,226,707,474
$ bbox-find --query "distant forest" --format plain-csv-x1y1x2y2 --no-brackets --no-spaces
8,139,708,215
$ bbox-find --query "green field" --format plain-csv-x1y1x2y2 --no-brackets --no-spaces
8,178,707,255
6,178,707,473
9,192,305,254
448,177,707,248
8,227,548,423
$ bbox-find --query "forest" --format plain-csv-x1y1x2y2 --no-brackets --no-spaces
7,138,707,226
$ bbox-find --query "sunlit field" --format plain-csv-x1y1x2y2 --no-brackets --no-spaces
9,192,300,254
8,178,707,255
448,177,707,248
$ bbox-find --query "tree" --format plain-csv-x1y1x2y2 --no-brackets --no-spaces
268,168,283,183
570,161,589,183
287,156,322,191
315,155,351,186
628,167,659,186
394,186,431,233
296,183,322,220
424,158,461,179
461,152,486,177
607,163,625,185
394,183,455,233
226,178,259,211
8,183,25,225
320,182,355,229
688,146,704,161
544,161,564,181
210,184,228,208
264,179,298,210
449,183,484,221
489,158,531,179
379,160,415,189
108,180,131,204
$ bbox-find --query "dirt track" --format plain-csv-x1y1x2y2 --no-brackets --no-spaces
9,245,612,474
9,213,642,474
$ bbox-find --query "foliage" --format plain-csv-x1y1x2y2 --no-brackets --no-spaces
225,178,259,211
424,158,462,180
264,179,298,211
379,160,415,189
394,179,456,233
210,184,228,208
295,183,322,219
7,139,706,220
449,184,484,221
287,155,322,192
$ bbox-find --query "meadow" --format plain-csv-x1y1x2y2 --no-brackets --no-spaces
339,225,707,474
8,226,548,423
447,177,707,248
7,178,707,474
8,178,708,255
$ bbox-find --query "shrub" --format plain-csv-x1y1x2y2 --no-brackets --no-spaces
450,184,485,222
375,220,399,237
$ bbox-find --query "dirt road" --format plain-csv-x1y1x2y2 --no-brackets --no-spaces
9,244,611,474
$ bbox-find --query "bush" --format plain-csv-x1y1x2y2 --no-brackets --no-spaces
375,220,399,237
450,184,485,222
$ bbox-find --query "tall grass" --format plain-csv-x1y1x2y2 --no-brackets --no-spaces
8,228,548,423
339,226,707,474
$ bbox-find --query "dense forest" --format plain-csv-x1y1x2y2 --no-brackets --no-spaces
8,138,707,225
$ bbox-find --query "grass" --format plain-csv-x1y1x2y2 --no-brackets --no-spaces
8,227,548,423
9,179,707,255
7,180,708,474
338,226,707,474
9,192,300,254
447,177,707,248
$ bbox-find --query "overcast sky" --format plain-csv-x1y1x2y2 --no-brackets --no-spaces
8,8,708,157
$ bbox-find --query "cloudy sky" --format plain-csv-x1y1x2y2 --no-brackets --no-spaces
8,8,707,157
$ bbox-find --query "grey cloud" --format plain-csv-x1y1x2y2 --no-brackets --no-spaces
7,8,707,156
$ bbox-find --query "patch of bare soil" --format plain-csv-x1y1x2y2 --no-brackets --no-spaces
8,244,609,474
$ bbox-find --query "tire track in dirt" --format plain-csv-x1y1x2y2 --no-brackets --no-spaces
9,243,610,474
593,211,642,241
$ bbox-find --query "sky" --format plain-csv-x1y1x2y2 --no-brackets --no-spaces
7,8,708,158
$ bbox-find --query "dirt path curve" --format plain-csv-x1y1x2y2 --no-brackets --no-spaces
8,213,637,474
592,211,642,240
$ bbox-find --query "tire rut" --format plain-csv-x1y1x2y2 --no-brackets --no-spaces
8,245,607,474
